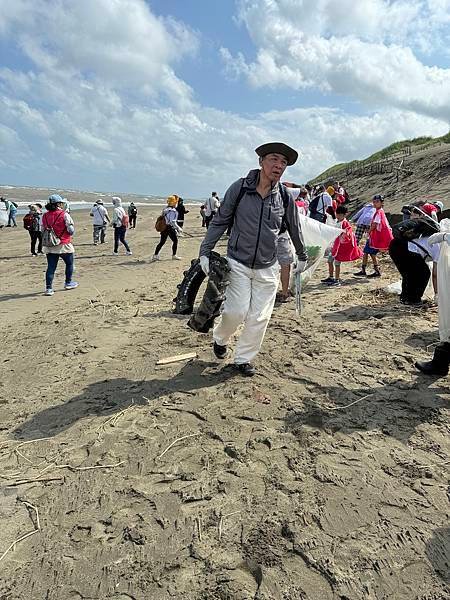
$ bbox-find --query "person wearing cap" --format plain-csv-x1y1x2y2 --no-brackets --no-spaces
151,195,183,261
90,199,110,245
111,196,132,255
42,194,78,296
198,142,307,377
354,194,392,278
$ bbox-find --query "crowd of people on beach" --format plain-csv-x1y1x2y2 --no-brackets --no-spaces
1,141,449,377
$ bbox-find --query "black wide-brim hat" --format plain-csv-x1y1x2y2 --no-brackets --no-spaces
255,142,298,166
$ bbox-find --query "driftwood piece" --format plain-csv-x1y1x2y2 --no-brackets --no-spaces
156,352,198,365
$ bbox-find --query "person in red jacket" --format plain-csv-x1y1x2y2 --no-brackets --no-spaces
42,194,78,296
322,205,363,286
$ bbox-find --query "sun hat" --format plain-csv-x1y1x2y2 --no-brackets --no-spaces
48,194,64,204
255,142,298,166
97,199,104,204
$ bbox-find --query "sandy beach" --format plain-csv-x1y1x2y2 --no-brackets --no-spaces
0,208,449,599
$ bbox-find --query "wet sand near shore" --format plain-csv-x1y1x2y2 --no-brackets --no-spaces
0,208,448,599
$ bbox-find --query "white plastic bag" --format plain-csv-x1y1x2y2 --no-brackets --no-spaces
297,214,343,284
384,263,435,299
437,218,450,342
0,208,8,227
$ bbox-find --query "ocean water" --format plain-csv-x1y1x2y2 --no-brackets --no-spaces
5,200,202,216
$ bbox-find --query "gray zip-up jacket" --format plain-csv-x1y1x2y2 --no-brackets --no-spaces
199,169,307,269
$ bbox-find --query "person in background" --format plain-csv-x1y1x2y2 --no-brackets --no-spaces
389,207,439,306
322,205,363,287
309,184,333,223
151,195,183,261
42,194,78,296
205,192,220,228
90,199,110,245
7,200,18,227
351,201,376,244
128,202,138,228
354,194,392,278
23,205,43,256
111,196,132,255
434,201,444,221
200,204,207,227
176,197,189,228
415,230,450,375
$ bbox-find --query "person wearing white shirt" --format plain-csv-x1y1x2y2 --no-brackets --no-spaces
205,192,220,228
351,203,376,244
309,185,332,223
90,199,110,245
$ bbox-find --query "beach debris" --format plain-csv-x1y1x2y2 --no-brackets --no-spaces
156,352,198,365
0,501,41,563
157,432,200,459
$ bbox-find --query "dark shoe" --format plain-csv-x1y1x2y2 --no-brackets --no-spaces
367,270,381,278
235,363,256,377
321,276,335,283
213,341,227,360
327,279,341,287
400,298,424,307
353,269,367,277
415,344,449,376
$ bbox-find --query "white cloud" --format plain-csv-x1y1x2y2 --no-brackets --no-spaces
0,0,198,107
224,0,450,121
0,0,448,195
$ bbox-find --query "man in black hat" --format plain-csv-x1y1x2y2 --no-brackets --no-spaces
199,142,307,377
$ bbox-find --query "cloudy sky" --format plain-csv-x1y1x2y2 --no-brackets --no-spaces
0,0,449,198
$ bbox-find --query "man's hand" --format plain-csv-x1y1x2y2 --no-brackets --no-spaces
199,255,210,276
292,260,307,274
429,232,450,246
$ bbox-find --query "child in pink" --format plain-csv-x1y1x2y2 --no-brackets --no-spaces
322,205,363,287
354,194,393,278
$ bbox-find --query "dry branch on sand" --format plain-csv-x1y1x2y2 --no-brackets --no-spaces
0,501,41,563
157,433,201,459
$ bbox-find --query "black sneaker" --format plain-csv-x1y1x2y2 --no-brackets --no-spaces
213,341,227,359
235,363,256,377
353,270,367,276
321,276,335,283
367,271,381,278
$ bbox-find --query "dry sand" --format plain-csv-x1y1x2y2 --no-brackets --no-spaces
0,207,449,600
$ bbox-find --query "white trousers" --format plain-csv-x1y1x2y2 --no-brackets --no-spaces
213,258,280,364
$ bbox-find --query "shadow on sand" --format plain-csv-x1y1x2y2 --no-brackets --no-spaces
12,360,235,440
283,373,448,443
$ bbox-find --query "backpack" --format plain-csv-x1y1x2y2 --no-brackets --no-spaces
392,218,439,241
23,214,35,230
309,193,326,221
121,213,129,227
230,180,290,231
155,213,167,233
42,213,64,247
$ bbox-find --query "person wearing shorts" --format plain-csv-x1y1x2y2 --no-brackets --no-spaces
276,231,295,302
